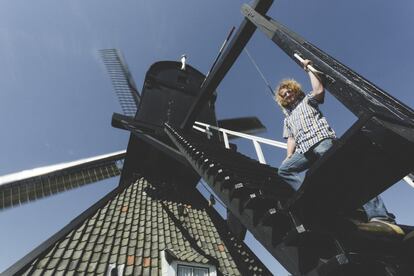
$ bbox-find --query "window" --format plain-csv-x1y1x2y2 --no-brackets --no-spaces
177,264,209,276
160,250,216,276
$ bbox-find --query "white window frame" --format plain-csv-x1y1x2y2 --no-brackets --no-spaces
177,264,209,275
161,250,217,276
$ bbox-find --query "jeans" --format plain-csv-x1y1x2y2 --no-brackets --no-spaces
278,138,390,221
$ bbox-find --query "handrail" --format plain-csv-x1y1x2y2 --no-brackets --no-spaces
193,121,286,164
194,121,287,149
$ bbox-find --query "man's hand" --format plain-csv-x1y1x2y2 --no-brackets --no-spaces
284,154,293,162
303,58,324,102
286,137,296,160
301,59,312,71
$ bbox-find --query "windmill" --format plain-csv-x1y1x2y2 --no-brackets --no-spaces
2,0,414,275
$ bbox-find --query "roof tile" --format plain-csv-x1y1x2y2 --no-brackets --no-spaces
118,254,126,264
86,261,97,273
77,261,88,272
56,259,69,271
96,263,107,274
67,260,78,271
124,265,134,275
42,269,55,276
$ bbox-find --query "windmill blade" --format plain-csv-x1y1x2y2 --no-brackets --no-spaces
100,49,140,117
218,116,266,139
0,150,126,211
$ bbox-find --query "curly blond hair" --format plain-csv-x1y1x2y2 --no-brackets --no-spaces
274,79,305,108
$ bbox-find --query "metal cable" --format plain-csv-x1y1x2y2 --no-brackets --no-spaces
244,48,275,96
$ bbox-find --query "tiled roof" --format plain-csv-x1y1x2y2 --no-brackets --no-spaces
13,176,271,275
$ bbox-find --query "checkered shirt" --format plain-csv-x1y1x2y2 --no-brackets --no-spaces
283,94,336,154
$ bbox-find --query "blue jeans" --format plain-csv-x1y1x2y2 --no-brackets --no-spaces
278,138,390,221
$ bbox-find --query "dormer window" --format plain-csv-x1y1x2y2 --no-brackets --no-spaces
161,249,217,276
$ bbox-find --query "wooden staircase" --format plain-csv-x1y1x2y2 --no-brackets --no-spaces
165,123,414,276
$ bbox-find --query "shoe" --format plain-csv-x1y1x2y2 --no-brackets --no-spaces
369,218,405,236
369,217,395,224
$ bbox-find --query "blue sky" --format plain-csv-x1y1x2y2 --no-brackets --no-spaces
0,0,413,274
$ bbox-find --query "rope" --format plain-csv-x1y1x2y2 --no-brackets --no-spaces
244,48,275,97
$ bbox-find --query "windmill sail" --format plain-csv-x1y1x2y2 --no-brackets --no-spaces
0,150,125,210
100,49,140,117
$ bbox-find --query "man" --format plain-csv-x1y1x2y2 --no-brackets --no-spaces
276,59,401,231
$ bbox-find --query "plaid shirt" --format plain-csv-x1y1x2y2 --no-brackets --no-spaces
283,94,336,154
